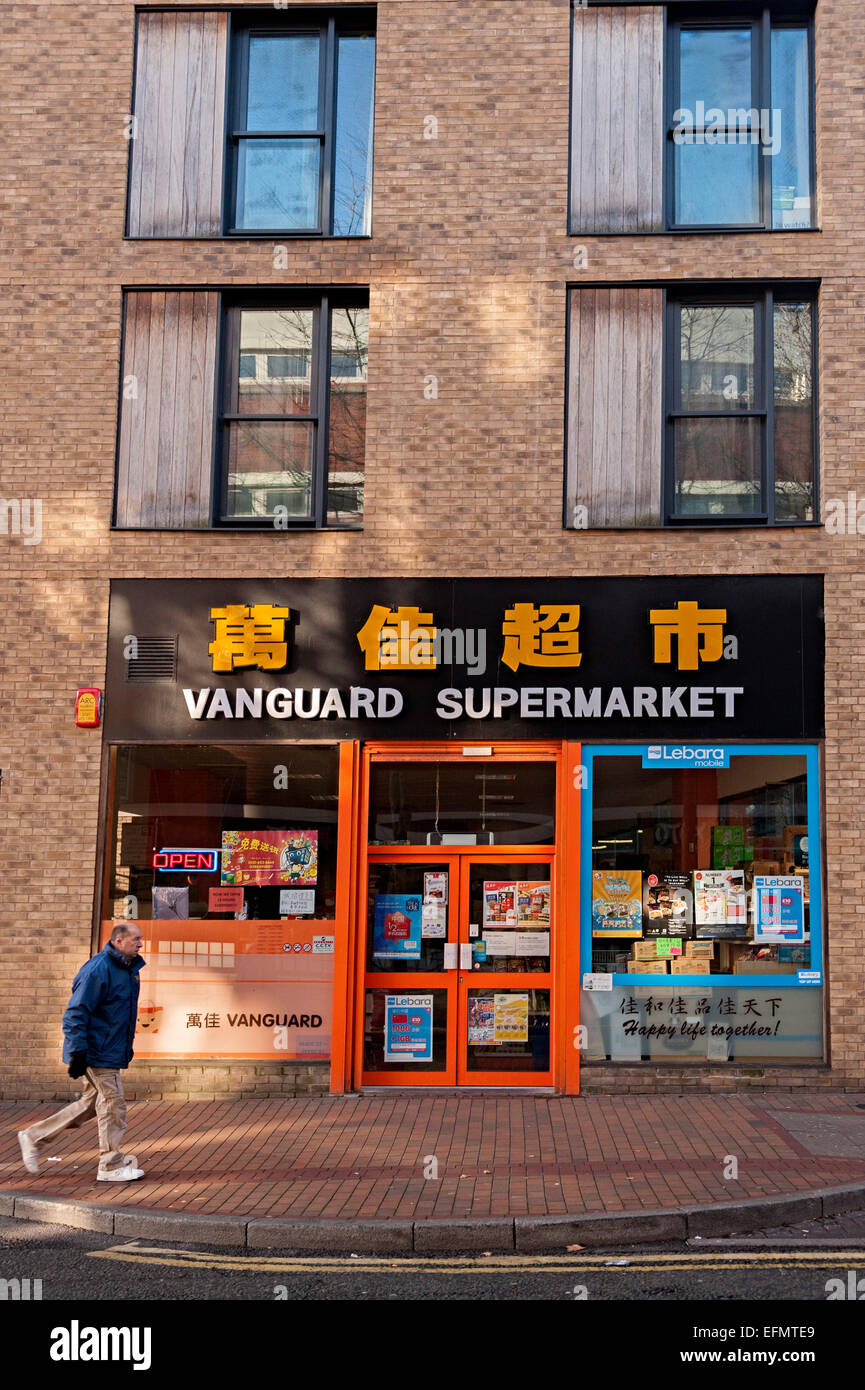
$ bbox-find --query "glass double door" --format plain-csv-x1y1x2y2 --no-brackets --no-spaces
361,852,553,1086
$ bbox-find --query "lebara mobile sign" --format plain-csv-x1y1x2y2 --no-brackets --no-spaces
642,746,730,769
106,577,824,742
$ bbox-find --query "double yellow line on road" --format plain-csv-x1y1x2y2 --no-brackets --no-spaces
89,1245,865,1275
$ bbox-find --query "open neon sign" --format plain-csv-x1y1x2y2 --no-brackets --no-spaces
152,849,220,873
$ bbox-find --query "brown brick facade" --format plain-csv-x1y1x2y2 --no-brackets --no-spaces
0,1,861,1099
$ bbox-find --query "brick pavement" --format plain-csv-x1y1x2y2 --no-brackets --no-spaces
2,1092,865,1222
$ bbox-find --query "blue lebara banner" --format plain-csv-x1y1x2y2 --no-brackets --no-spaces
384,994,433,1062
372,894,422,960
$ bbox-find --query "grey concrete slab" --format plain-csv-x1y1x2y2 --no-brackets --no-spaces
247,1219,414,1251
113,1209,248,1246
685,1195,823,1237
13,1196,115,1233
818,1183,865,1217
516,1210,687,1249
413,1219,514,1251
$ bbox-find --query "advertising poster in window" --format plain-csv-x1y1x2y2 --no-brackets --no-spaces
373,894,422,960
493,993,529,1043
423,871,448,904
591,869,643,937
101,918,333,1060
483,882,517,925
643,873,693,938
468,996,495,1045
753,876,805,944
384,995,433,1062
516,881,550,927
694,869,747,937
221,830,318,886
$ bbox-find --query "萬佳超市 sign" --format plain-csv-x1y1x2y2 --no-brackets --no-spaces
106,576,824,741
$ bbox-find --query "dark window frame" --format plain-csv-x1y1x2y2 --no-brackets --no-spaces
663,281,818,526
665,7,816,233
225,7,376,238
216,288,369,531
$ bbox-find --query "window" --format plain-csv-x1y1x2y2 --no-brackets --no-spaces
581,745,824,1064
228,11,376,236
568,6,815,235
665,286,816,523
219,293,369,528
669,13,814,230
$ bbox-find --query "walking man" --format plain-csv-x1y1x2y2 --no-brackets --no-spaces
18,923,146,1182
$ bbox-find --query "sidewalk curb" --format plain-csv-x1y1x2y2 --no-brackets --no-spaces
3,1182,865,1250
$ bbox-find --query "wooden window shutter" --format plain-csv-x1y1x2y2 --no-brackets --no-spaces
570,6,664,234
127,11,228,237
566,286,663,528
115,291,219,529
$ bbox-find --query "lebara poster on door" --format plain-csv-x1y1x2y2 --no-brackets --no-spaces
384,995,433,1062
373,894,422,960
591,870,643,937
221,830,318,887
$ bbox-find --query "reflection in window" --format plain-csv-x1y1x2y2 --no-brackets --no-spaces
590,754,811,980
668,291,815,523
231,23,375,236
368,762,557,845
104,745,340,921
671,20,813,231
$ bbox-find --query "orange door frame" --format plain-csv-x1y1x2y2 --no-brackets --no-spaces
334,740,581,1095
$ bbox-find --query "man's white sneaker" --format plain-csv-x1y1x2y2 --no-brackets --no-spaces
17,1131,39,1174
97,1164,144,1182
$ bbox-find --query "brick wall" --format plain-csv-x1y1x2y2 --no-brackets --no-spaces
1,0,863,1099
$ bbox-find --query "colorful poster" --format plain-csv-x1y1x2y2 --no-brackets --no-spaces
694,869,747,937
221,830,318,887
494,993,528,1043
643,873,693,936
421,902,447,938
516,881,551,927
753,875,805,944
373,894,422,960
591,869,643,937
384,994,433,1062
423,871,448,904
483,882,517,925
468,996,495,1044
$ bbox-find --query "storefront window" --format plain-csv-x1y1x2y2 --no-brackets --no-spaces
581,745,823,1062
368,761,556,845
105,744,339,921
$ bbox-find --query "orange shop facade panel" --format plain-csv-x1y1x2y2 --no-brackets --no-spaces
99,576,824,1095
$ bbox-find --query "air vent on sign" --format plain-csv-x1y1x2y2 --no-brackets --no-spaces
125,635,178,681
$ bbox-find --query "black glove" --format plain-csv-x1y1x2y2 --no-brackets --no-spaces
68,1052,88,1079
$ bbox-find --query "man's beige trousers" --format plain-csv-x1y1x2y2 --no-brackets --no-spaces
23,1068,127,1172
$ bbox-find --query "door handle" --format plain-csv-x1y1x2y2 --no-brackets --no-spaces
444,943,457,970
459,943,472,970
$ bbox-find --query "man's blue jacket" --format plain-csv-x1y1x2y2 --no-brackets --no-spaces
61,942,146,1070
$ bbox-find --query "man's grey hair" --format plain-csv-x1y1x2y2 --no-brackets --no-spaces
110,922,140,943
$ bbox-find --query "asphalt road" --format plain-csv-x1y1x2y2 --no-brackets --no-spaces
1,1213,864,1303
